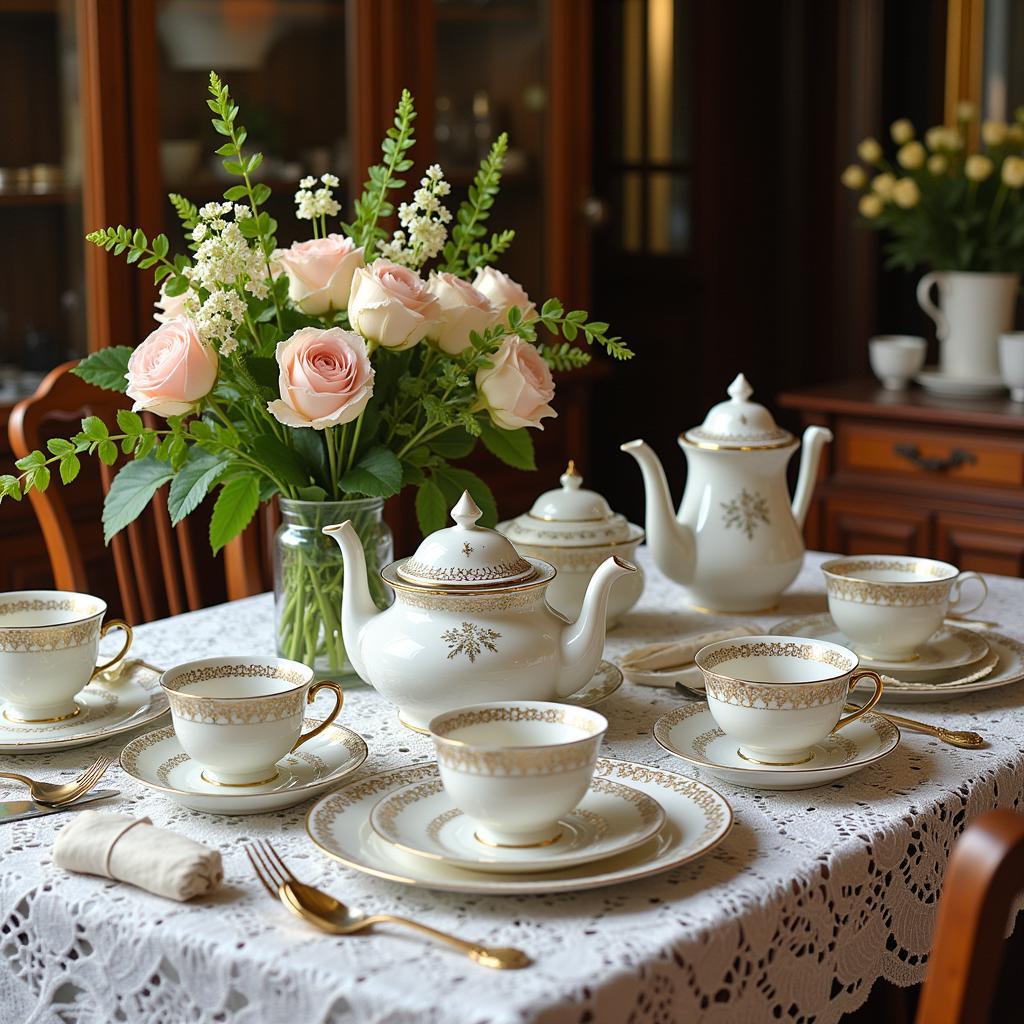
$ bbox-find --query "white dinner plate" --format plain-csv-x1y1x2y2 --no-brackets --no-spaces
368,775,666,874
653,702,900,790
914,369,1006,398
120,719,368,814
305,758,733,894
0,662,168,753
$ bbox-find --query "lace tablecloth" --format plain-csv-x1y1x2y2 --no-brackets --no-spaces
2,550,1023,1024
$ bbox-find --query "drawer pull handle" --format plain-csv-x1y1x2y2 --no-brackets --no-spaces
893,444,977,472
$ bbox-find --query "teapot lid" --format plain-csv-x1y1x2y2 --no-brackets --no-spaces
684,373,794,450
396,491,536,588
499,462,642,548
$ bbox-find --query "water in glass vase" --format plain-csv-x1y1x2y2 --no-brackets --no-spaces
274,498,393,680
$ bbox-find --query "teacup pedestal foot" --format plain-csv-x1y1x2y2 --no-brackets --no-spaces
199,767,281,787
474,824,564,849
737,746,814,768
2,700,81,724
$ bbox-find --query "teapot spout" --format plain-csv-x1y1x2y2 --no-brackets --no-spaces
321,520,381,681
791,426,834,529
620,439,695,585
556,556,638,697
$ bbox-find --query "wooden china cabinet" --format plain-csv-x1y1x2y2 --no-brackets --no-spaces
0,0,597,589
779,380,1024,577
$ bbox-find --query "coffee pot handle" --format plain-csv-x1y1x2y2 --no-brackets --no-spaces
916,271,948,341
950,571,988,616
833,670,884,733
291,681,345,751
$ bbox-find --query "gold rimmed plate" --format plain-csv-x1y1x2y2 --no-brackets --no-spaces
305,758,732,895
654,702,900,791
0,662,168,753
119,719,367,814
368,775,666,874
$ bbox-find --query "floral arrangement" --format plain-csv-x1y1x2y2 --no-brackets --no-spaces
0,73,632,672
841,102,1024,272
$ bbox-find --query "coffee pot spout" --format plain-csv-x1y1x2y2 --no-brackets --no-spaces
791,426,834,529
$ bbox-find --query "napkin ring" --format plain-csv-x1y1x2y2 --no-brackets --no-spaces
103,816,152,880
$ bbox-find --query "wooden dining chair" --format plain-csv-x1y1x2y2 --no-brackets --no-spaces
914,809,1024,1024
8,361,267,623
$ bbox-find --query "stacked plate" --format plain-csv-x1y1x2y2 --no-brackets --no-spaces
773,613,1024,703
305,758,733,894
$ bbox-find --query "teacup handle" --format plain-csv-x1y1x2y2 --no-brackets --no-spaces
832,670,884,733
90,620,133,679
291,681,345,752
949,571,988,616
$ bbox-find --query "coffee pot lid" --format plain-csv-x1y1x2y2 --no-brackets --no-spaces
396,491,536,587
684,373,794,450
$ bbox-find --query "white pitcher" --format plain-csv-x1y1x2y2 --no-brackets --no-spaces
917,270,1020,378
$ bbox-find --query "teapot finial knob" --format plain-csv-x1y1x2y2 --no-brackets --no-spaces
561,460,583,491
451,490,482,529
728,373,753,403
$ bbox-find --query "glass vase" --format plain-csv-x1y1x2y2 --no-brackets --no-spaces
274,498,393,679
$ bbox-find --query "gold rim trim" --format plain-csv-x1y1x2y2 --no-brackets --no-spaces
161,661,312,701
3,705,81,724
696,638,858,686
304,759,735,893
398,712,430,734
859,650,919,663
200,768,281,787
736,749,814,767
679,434,797,452
821,557,958,584
474,829,563,849
526,511,609,524
506,530,645,551
382,558,556,595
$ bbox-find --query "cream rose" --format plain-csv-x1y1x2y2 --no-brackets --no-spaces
840,165,867,190
472,267,537,322
966,154,994,182
956,100,977,122
153,283,189,323
125,319,218,418
476,335,556,431
272,234,364,316
426,272,498,355
926,125,962,152
1003,156,1024,188
892,178,920,209
897,141,926,170
982,120,1009,147
858,194,884,219
871,172,896,199
347,259,440,351
267,327,374,430
927,153,949,175
857,137,883,165
890,118,914,145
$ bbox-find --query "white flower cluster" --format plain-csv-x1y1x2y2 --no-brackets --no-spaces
294,173,341,222
377,164,452,269
185,201,269,355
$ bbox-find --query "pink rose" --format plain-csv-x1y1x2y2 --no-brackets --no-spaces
125,318,218,418
268,326,374,430
347,259,440,350
476,335,557,430
472,267,537,323
426,272,498,355
272,234,364,316
153,283,189,323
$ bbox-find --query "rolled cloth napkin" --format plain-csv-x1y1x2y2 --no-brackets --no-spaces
621,624,764,677
53,811,222,901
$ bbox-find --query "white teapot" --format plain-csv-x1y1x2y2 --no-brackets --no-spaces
323,492,636,730
621,373,832,613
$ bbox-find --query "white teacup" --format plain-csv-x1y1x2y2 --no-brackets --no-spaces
821,556,987,661
695,635,884,766
428,700,607,847
161,656,345,786
0,590,132,722
869,335,927,391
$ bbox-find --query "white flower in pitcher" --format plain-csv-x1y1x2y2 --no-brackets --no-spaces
965,154,994,182
890,118,914,144
897,141,926,170
927,153,949,175
892,178,920,209
427,272,498,355
871,173,896,200
982,121,1009,147
858,193,884,219
857,137,883,165
1003,156,1024,188
840,165,868,190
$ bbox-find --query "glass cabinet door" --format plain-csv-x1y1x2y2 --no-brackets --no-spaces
0,0,85,403
432,0,548,301
152,0,350,253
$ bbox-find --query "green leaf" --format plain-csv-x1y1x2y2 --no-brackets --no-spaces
98,440,118,465
0,474,23,501
429,428,476,460
479,421,535,471
288,427,327,481
297,485,327,502
116,409,144,435
71,347,133,392
251,434,309,488
415,479,447,535
209,475,261,553
338,445,403,498
81,416,109,441
15,450,45,470
433,467,498,528
46,438,75,456
167,448,226,525
101,456,174,543
59,454,81,485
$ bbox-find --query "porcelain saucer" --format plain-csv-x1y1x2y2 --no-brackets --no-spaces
773,613,990,675
915,369,1006,398
566,659,624,707
368,775,666,874
653,702,900,790
0,662,168,753
305,758,732,894
120,720,368,814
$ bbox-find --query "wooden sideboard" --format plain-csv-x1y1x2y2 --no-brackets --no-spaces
777,380,1024,577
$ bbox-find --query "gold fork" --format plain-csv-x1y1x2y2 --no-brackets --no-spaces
245,839,531,970
0,755,114,806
